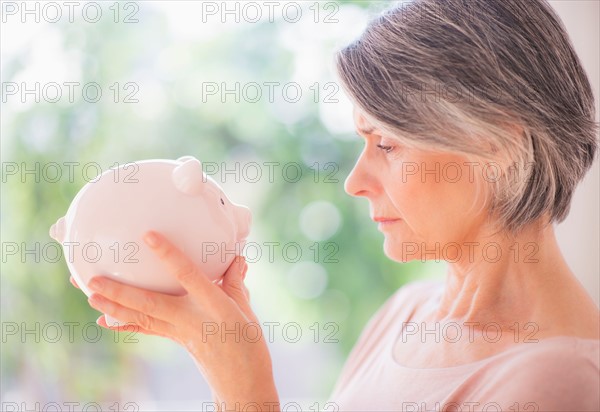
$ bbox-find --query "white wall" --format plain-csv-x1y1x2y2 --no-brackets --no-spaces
550,1,600,306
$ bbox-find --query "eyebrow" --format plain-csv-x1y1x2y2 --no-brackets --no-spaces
355,126,376,135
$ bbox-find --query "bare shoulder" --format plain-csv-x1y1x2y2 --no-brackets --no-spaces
545,282,600,340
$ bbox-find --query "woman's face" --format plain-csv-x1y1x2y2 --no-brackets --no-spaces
345,109,489,262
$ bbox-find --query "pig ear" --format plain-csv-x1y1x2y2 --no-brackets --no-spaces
172,158,206,195
49,217,66,242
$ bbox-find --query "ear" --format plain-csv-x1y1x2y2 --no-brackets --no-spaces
172,157,206,195
49,217,66,242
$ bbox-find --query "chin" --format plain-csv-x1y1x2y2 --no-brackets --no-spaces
383,237,417,263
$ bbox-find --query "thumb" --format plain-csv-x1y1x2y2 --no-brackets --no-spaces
221,256,249,306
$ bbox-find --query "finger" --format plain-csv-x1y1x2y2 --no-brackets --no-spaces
87,275,182,323
96,315,159,337
243,284,250,302
88,294,175,337
222,257,254,314
221,257,246,298
70,276,80,289
143,231,216,299
240,264,250,301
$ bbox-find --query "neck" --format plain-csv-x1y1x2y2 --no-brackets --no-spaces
434,221,599,339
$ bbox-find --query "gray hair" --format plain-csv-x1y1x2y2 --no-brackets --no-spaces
335,0,598,235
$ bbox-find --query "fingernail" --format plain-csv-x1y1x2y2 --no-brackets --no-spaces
88,278,103,292
144,232,160,247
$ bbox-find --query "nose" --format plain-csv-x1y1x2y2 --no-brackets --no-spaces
344,151,375,198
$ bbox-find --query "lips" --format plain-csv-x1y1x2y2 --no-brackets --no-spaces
372,216,401,222
374,217,401,231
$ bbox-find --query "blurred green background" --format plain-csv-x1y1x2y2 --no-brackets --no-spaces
1,1,443,408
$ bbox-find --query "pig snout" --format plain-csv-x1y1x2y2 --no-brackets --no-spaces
235,205,252,240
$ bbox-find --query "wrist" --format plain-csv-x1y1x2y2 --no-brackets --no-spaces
216,380,279,411
215,390,280,412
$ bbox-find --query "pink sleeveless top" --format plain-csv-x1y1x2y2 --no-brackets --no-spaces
328,280,600,411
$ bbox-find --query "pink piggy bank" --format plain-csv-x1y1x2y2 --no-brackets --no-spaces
49,156,251,324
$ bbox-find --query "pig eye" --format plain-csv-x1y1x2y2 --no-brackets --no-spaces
220,198,225,206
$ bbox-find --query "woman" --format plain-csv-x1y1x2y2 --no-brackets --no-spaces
77,0,599,410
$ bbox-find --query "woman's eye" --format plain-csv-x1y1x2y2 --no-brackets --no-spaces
220,198,225,205
376,144,394,154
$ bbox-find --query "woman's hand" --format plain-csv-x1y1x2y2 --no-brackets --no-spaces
72,231,279,410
